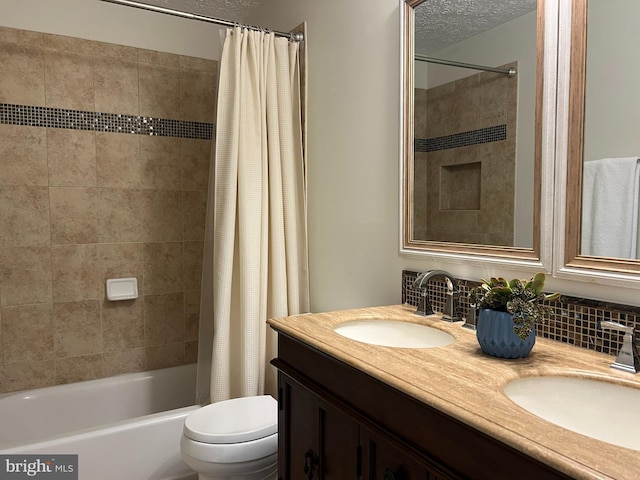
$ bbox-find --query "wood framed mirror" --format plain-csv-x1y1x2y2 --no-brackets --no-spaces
401,0,554,267
560,0,640,277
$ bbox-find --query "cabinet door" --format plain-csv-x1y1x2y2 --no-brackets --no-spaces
278,372,360,480
361,427,457,480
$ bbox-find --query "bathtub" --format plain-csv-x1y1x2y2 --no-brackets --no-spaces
0,364,200,480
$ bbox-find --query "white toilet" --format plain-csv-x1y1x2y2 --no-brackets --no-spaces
180,395,278,480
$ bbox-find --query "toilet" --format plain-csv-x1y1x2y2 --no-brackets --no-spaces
180,395,278,480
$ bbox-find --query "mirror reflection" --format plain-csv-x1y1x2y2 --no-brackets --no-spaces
410,0,537,248
579,0,640,260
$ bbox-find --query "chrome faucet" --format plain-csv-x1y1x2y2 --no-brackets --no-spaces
412,270,461,322
600,320,640,374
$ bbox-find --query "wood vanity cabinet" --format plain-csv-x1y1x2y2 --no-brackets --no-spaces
272,332,574,480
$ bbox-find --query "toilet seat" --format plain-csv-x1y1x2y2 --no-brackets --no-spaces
184,395,277,444
180,395,278,465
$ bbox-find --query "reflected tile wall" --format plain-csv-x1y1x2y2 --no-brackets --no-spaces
413,63,517,246
0,26,216,393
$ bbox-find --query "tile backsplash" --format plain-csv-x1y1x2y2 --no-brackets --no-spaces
402,270,640,358
0,26,216,393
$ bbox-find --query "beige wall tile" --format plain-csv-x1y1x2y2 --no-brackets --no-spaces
102,348,145,377
50,187,98,244
144,292,184,346
97,188,143,243
96,132,142,188
141,190,183,242
145,342,185,370
99,243,143,294
139,64,180,119
0,186,50,246
0,42,45,105
184,290,200,342
0,366,4,393
182,138,212,191
0,311,3,365
55,354,102,385
180,68,216,122
47,129,97,187
138,49,179,68
0,27,44,47
44,49,94,111
95,56,139,115
2,360,55,392
0,125,48,186
183,241,204,292
93,41,137,62
179,55,217,73
143,242,183,294
101,299,144,351
140,136,182,190
2,304,53,365
0,246,52,306
185,341,198,364
51,244,100,302
54,300,102,358
44,34,94,55
183,190,207,242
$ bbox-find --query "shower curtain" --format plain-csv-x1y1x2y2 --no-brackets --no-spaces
199,27,309,403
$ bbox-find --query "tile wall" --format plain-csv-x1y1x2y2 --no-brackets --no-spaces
0,26,216,393
413,62,517,246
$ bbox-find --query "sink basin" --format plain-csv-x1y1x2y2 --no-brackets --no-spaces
504,376,640,450
333,319,454,348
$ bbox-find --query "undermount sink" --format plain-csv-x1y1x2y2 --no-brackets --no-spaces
504,376,640,451
333,318,454,348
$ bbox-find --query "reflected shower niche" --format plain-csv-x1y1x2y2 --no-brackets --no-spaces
413,62,517,246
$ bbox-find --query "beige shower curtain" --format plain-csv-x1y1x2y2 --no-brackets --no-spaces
200,27,309,403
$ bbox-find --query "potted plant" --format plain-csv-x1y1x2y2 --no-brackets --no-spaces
469,273,560,359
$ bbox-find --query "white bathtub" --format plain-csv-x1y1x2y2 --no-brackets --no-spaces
0,364,200,480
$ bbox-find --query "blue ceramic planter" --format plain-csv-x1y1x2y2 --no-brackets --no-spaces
476,309,535,359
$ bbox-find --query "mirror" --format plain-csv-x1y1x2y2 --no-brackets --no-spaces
402,0,547,262
564,0,640,274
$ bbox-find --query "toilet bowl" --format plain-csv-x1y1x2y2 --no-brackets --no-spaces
180,395,278,480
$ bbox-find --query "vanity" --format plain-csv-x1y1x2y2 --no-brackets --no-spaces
268,305,640,480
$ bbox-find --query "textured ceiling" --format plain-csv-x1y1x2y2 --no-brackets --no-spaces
415,0,537,54
126,0,535,54
131,0,265,24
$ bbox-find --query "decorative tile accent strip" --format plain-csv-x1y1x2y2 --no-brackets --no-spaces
415,124,506,153
0,103,213,140
402,270,640,357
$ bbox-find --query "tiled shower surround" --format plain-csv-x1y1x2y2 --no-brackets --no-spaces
403,271,640,358
413,62,517,246
0,26,216,393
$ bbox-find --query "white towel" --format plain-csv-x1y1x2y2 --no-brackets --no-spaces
581,157,640,258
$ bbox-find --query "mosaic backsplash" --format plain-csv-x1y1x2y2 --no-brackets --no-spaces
402,270,640,357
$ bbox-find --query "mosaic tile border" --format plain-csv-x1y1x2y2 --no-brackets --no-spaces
0,103,213,140
415,124,506,153
402,270,640,357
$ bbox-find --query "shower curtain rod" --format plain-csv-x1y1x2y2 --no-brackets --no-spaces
415,54,516,77
98,0,304,41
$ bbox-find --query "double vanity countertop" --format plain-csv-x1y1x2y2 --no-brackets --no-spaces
267,304,640,480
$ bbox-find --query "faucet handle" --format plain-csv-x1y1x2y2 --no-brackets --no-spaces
600,320,634,334
600,321,640,374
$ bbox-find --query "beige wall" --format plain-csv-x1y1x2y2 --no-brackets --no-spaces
0,25,215,393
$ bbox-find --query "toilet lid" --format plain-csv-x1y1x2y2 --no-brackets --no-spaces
184,395,277,444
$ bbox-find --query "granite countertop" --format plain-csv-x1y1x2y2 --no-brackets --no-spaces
267,304,640,480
